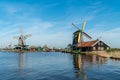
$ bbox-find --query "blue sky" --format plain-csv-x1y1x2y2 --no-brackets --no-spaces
0,0,120,48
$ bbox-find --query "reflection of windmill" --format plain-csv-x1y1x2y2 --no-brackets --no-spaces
18,52,25,76
73,54,86,80
8,42,12,49
18,53,25,70
13,28,32,51
72,20,92,50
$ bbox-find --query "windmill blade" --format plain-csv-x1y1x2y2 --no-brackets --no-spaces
13,36,19,39
81,20,86,32
20,27,23,35
72,23,80,30
25,34,32,38
82,32,92,39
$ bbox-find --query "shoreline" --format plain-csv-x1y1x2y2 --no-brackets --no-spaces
1,49,120,59
63,50,120,59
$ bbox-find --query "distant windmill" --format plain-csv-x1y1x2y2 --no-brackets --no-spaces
8,42,12,49
72,20,92,48
13,28,32,50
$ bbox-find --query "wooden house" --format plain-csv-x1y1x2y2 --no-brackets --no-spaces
77,39,110,51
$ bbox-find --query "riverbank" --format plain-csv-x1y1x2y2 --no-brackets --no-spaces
65,50,110,58
86,51,110,58
80,51,120,59
109,51,120,59
2,49,120,59
63,50,120,59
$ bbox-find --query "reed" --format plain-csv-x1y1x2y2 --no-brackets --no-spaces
109,51,120,59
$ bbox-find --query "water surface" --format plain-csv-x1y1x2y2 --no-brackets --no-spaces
0,51,120,80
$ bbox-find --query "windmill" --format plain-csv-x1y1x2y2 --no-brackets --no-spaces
13,28,32,51
72,20,92,49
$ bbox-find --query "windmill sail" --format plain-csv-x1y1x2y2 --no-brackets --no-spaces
82,32,92,39
13,36,19,39
72,23,80,30
20,27,23,35
72,20,92,50
13,28,32,51
25,34,32,38
78,32,81,43
82,20,86,32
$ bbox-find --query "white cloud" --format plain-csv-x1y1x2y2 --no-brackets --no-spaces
0,1,119,49
0,17,73,48
27,31,72,48
0,4,20,15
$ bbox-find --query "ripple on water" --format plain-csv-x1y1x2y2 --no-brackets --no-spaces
0,52,120,80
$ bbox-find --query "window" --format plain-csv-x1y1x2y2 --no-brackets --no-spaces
93,47,96,50
101,47,104,50
101,43,103,45
107,47,109,50
98,43,100,45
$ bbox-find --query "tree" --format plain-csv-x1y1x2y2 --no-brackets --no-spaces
43,44,48,49
67,44,72,50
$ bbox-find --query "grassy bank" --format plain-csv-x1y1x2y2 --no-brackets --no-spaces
106,48,120,52
109,51,120,59
86,51,110,58
63,49,120,59
106,48,120,59
71,50,86,54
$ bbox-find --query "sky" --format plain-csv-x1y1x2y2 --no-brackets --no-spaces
0,0,120,48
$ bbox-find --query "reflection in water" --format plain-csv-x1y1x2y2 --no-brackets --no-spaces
18,52,25,79
73,54,86,80
1,52,120,80
18,53,25,70
73,54,108,80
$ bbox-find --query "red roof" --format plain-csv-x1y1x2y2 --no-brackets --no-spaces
78,40,98,47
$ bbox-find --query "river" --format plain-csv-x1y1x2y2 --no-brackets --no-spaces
0,51,120,80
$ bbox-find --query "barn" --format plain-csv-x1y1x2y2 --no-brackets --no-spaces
77,39,110,51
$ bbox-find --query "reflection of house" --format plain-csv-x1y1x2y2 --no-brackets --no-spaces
78,39,110,51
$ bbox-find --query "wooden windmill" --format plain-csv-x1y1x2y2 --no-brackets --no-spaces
72,20,92,49
13,28,32,51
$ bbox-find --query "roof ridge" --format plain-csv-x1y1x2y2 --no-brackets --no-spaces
78,39,99,47
82,39,98,43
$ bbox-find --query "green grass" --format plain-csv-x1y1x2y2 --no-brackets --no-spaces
71,50,86,54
